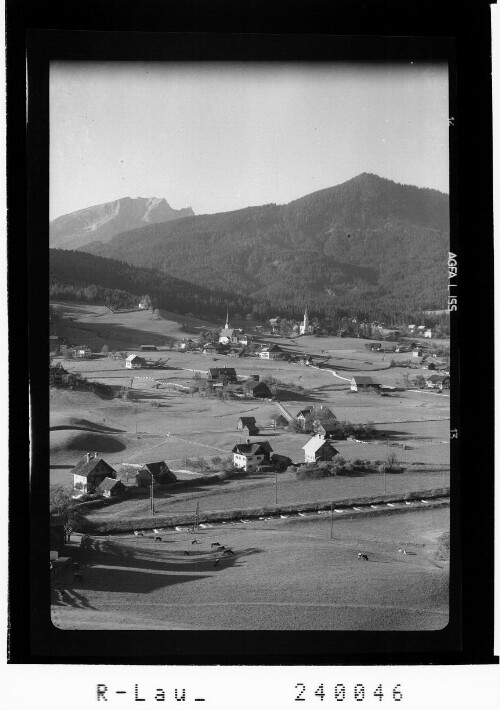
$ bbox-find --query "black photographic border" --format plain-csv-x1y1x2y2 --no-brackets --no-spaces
8,0,495,665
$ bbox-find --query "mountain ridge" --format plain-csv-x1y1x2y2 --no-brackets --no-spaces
50,196,195,250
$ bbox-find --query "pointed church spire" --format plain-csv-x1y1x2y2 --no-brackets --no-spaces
225,307,229,329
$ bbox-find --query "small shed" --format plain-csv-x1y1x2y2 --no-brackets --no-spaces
270,453,293,471
313,421,343,439
141,345,158,352
296,408,313,428
96,477,126,498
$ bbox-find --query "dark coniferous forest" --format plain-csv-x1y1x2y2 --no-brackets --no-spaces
51,174,449,324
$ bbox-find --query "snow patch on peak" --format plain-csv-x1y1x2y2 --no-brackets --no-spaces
142,197,170,222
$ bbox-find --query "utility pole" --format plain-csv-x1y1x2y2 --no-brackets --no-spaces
330,502,334,539
275,469,278,505
150,473,155,515
195,501,200,530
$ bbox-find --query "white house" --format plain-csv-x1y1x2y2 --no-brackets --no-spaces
75,345,91,358
302,436,339,463
231,441,272,472
126,354,146,369
424,329,432,339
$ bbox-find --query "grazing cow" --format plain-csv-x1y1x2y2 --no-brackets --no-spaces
73,572,83,582
153,529,161,534
134,530,144,537
357,553,369,561
155,537,162,542
222,549,234,556
211,542,221,549
191,540,199,545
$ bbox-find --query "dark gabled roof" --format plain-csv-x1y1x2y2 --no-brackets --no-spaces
232,441,273,455
352,376,379,385
141,461,172,476
245,380,271,391
271,414,288,423
315,421,340,433
238,417,257,425
71,456,116,478
96,477,124,492
427,374,450,383
297,408,312,417
270,453,293,463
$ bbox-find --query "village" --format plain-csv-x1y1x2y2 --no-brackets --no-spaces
49,300,450,631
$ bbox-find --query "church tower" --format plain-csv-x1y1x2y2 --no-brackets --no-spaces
225,308,229,329
300,307,309,335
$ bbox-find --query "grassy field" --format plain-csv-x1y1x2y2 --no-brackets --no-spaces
50,301,450,492
51,506,449,631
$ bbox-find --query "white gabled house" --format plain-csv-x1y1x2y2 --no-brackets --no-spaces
302,436,339,463
231,440,273,472
126,354,146,369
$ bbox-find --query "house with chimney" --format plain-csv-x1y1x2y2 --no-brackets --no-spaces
71,453,117,493
232,440,273,472
75,345,92,358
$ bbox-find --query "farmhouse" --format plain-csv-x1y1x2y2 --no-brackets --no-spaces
136,461,177,487
259,344,283,359
426,374,450,390
350,376,381,392
72,453,117,493
296,408,313,428
244,380,273,399
75,345,91,358
96,477,126,498
49,364,73,387
313,421,343,439
208,367,238,384
237,417,259,435
126,354,146,369
302,436,340,463
232,440,273,472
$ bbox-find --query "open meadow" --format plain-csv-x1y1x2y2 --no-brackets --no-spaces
51,506,449,631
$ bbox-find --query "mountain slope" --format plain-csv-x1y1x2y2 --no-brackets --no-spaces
79,174,449,315
49,249,254,318
50,197,195,250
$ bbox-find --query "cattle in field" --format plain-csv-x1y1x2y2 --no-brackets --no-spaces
155,537,162,542
222,549,234,556
357,553,369,561
211,542,222,549
134,531,144,537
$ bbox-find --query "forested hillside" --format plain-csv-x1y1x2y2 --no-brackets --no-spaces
80,174,449,318
49,249,254,319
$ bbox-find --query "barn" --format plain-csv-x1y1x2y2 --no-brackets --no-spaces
237,417,259,435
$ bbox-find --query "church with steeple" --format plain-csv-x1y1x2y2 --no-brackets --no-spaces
299,307,313,335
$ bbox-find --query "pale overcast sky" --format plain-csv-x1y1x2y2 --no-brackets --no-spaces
50,61,449,220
